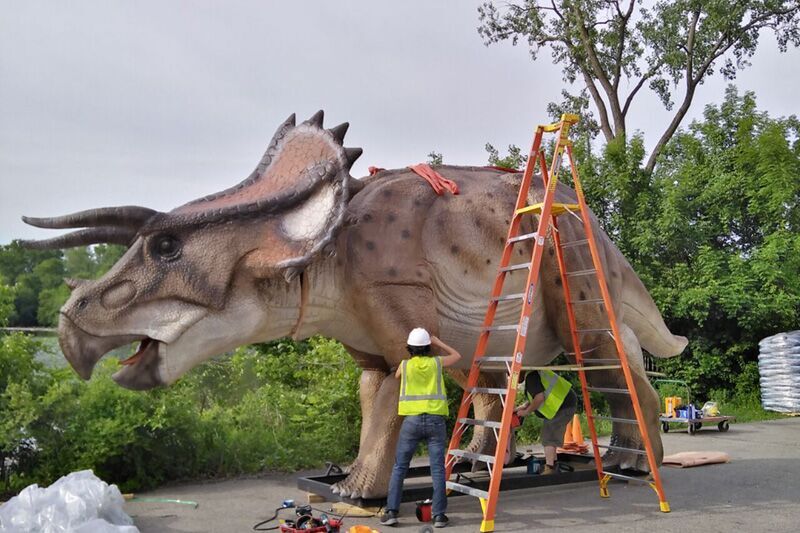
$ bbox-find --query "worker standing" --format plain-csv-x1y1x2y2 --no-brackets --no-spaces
381,328,461,528
514,370,577,474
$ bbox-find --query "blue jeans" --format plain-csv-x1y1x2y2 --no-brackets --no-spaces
386,413,448,516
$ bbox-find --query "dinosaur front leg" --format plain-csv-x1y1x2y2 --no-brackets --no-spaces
331,372,402,498
344,346,390,450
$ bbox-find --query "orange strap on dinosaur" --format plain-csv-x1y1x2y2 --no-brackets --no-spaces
407,163,459,195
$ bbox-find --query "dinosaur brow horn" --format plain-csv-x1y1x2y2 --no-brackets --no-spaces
19,227,137,250
22,206,158,230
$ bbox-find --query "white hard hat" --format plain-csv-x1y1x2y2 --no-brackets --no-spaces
407,327,432,347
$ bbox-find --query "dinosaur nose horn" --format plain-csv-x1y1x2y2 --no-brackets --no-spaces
65,278,90,292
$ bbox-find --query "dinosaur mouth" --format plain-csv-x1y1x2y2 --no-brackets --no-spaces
120,337,160,367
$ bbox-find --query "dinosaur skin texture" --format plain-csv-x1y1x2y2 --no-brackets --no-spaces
21,112,687,499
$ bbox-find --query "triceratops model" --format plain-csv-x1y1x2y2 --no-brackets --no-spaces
22,111,687,498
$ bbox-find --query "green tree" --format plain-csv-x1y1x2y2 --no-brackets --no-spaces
478,0,800,171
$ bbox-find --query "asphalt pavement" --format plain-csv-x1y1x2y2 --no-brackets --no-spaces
129,417,800,533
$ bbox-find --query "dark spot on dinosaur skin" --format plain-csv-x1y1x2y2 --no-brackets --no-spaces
383,190,392,198
336,259,343,267
579,290,586,300
451,245,460,255
486,259,491,265
487,193,494,198
401,229,411,239
413,199,421,207
499,238,505,245
388,267,397,277
363,213,373,222
416,270,423,278
504,219,510,225
548,247,554,256
466,199,473,205
475,219,482,228
612,271,618,278
387,213,396,223
518,249,524,255
365,241,375,251
555,277,562,286
489,207,496,214
463,269,468,275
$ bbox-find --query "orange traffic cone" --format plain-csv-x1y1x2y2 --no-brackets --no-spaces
571,414,585,446
562,420,574,448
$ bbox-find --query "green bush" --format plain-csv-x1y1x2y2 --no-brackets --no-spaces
0,335,361,497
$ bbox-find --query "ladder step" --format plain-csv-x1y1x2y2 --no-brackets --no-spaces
561,239,589,249
576,328,612,333
515,202,581,216
491,293,524,302
446,481,489,499
507,232,538,243
586,387,630,394
483,325,518,332
591,415,639,425
580,358,619,364
449,449,496,464
566,268,597,277
470,387,507,395
570,299,605,305
500,263,530,272
597,444,648,456
458,418,503,429
477,356,514,364
602,471,652,484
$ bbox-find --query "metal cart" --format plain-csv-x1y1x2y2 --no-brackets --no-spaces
653,379,736,435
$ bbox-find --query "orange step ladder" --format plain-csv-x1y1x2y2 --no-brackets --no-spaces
444,114,670,532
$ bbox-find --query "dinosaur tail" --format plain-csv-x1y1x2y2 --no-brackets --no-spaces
620,259,687,358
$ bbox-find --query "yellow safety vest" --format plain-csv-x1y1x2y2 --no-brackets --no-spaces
398,356,448,416
529,370,572,420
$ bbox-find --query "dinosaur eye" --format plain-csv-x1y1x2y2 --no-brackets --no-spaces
152,235,181,261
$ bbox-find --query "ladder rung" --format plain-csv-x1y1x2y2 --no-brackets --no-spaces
586,387,630,394
515,202,581,216
446,481,488,499
576,328,612,333
591,415,639,425
491,293,524,302
580,358,619,364
470,387,507,395
483,325,518,332
597,444,648,456
477,356,514,364
449,449,496,464
566,268,597,277
565,346,599,356
507,232,538,243
500,263,530,272
602,471,652,483
570,299,605,305
561,239,589,249
458,418,503,429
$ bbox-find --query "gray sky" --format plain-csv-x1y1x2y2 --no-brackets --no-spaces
2,1,798,244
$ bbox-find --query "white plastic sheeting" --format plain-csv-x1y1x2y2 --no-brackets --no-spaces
0,470,139,533
759,330,800,413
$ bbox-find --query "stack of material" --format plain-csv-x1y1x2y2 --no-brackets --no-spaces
758,330,800,414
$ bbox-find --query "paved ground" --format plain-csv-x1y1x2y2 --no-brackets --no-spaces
129,418,800,532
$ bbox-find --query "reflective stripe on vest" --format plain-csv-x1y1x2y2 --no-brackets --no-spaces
532,370,572,420
398,356,449,416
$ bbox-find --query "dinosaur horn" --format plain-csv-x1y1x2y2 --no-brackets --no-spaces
22,206,158,230
19,227,136,250
329,122,349,144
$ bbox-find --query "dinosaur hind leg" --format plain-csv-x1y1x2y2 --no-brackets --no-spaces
446,369,504,467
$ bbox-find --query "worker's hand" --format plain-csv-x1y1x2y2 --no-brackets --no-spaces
430,335,442,346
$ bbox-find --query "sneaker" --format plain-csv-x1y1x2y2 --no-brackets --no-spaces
434,514,449,528
380,510,398,526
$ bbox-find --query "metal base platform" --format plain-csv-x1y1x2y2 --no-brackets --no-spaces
297,453,607,509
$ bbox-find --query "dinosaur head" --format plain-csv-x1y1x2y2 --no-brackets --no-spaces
21,111,362,389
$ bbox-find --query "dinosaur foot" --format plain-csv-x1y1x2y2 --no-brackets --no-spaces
330,459,387,500
600,434,651,472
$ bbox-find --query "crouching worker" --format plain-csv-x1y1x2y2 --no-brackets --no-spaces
381,328,461,528
513,370,577,474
